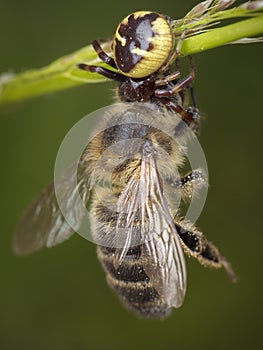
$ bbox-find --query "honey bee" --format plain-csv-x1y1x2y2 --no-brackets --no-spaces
13,11,237,318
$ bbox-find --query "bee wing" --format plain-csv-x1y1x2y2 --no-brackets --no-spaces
115,141,186,308
142,225,186,308
13,162,91,255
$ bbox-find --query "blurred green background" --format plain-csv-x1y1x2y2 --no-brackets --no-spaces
1,0,263,349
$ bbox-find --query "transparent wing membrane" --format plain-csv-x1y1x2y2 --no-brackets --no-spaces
13,162,91,255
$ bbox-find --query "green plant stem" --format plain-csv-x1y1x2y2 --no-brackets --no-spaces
180,15,263,55
0,15,263,105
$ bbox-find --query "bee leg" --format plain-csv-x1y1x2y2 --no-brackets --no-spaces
166,169,207,202
174,222,238,282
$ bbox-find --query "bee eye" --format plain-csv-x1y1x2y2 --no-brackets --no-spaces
113,11,174,78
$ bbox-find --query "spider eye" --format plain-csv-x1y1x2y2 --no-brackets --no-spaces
113,11,174,79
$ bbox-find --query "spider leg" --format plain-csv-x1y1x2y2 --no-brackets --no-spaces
155,71,181,87
155,66,195,98
161,98,200,134
174,221,237,282
78,63,125,82
92,40,117,68
185,82,200,133
159,31,185,74
78,40,126,82
155,57,200,133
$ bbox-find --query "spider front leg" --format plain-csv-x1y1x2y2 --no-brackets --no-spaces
174,221,237,282
78,63,125,82
92,40,116,68
78,40,126,82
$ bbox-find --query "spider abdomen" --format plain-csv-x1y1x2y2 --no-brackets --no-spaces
113,11,174,78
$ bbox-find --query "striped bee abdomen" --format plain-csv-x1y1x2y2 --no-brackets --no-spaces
97,245,172,318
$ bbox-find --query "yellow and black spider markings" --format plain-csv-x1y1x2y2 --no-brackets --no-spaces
113,11,174,78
